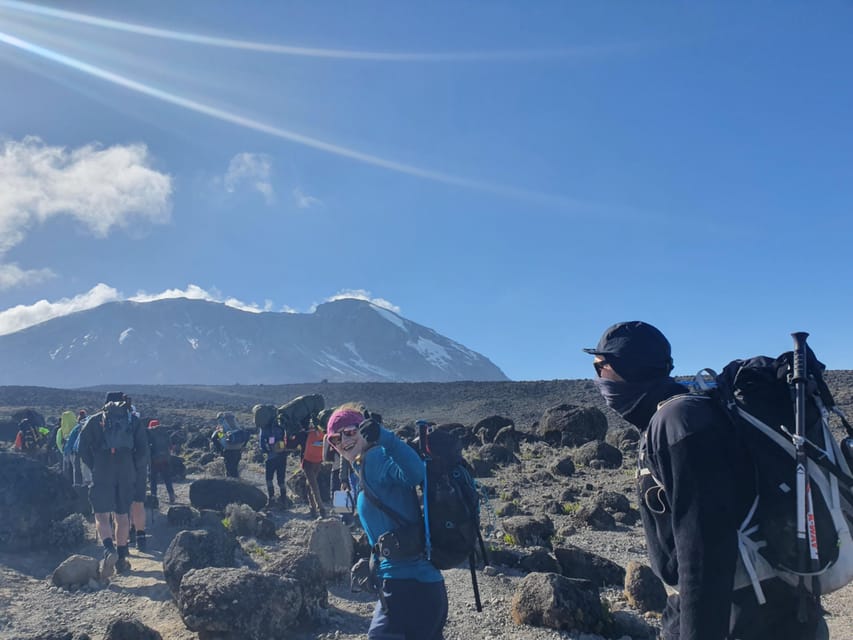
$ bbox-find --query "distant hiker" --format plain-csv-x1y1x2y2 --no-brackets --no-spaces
72,410,93,487
147,419,176,504
585,321,827,640
78,393,149,577
326,405,447,640
258,416,291,508
14,418,45,456
301,421,327,518
56,410,78,482
211,412,248,478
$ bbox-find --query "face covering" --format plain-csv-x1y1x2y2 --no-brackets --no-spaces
594,377,685,429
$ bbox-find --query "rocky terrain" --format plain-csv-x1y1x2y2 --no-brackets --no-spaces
1,375,852,640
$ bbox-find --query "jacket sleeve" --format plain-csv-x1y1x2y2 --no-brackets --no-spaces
652,406,741,640
375,427,424,488
56,428,63,451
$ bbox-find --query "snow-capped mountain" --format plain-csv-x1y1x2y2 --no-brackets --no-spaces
0,298,508,387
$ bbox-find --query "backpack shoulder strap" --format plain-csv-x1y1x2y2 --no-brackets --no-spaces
356,463,410,527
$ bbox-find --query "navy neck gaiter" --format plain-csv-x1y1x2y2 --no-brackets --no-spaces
594,377,687,429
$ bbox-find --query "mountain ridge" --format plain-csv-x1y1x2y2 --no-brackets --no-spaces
0,298,508,387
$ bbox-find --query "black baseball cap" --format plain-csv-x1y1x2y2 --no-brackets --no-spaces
584,321,673,380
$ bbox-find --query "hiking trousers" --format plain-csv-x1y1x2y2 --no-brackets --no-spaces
265,454,286,494
150,458,174,498
302,459,324,515
223,449,241,478
367,578,447,640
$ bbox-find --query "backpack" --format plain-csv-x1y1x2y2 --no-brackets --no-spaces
252,404,276,431
359,420,489,611
643,342,853,605
219,412,250,450
101,401,135,452
148,427,172,462
63,423,82,456
277,394,324,437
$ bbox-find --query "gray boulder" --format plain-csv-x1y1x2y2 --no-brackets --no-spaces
51,554,100,589
549,455,576,478
467,443,519,478
502,515,555,548
574,503,617,531
535,405,608,448
167,505,200,528
102,617,162,640
188,478,267,511
574,441,623,469
624,560,668,613
308,518,354,578
0,452,78,551
493,425,521,452
517,547,561,574
510,572,608,634
178,567,301,639
475,415,514,444
267,549,329,625
553,544,626,588
162,526,238,597
605,426,641,452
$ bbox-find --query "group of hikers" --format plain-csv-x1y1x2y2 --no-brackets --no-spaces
8,322,853,640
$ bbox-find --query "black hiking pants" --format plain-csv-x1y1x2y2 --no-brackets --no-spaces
222,449,241,478
265,454,286,496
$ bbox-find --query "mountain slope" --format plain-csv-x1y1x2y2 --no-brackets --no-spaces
0,298,508,387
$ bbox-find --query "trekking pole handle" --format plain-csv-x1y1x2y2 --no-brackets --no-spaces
791,332,809,384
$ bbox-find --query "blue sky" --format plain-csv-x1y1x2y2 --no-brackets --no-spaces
0,1,851,381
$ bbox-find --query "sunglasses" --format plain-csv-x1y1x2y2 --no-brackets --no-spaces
593,360,608,378
328,426,359,446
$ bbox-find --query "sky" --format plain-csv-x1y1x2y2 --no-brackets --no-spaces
0,1,852,382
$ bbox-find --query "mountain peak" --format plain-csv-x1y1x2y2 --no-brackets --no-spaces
0,297,508,387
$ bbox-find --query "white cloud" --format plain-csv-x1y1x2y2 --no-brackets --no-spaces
0,283,121,335
0,263,55,289
293,187,322,209
322,289,401,313
0,136,173,289
0,283,296,336
224,152,274,204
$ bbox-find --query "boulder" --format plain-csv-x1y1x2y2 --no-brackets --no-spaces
0,452,78,551
167,505,200,528
163,526,238,597
510,572,608,634
502,515,555,548
553,544,626,588
624,560,667,613
466,443,518,478
573,441,623,469
51,554,100,589
474,415,514,444
605,426,641,452
102,616,163,640
267,549,328,625
534,405,608,448
178,567,301,639
188,477,267,512
517,548,561,574
549,455,576,478
493,425,521,452
574,503,617,531
308,518,354,578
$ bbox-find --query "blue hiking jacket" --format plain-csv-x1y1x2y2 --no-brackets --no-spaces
355,427,443,583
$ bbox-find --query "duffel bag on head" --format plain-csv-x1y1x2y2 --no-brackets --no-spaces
277,394,325,436
224,427,251,449
252,404,277,430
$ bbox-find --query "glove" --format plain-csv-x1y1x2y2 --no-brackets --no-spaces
358,417,381,444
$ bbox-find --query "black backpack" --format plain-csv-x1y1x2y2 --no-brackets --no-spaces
651,346,853,604
101,401,135,452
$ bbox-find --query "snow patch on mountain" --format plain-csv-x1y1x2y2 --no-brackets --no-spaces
408,337,452,369
373,305,408,333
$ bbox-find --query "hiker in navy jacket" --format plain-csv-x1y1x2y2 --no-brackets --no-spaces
326,405,446,640
586,321,825,640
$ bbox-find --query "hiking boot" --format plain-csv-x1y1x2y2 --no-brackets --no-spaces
135,532,147,551
128,526,136,545
101,548,118,580
116,557,132,574
279,495,293,509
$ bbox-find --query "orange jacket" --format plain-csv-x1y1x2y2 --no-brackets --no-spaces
303,428,325,464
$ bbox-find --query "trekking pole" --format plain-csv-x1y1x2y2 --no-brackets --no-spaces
791,331,821,620
417,421,432,563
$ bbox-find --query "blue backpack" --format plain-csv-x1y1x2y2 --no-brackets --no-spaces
63,423,82,456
